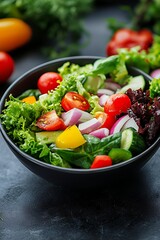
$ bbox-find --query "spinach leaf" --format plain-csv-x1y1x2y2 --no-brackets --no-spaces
84,133,121,157
50,133,121,169
49,147,92,169
92,55,119,75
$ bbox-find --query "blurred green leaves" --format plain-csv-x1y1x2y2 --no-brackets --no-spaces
0,0,93,58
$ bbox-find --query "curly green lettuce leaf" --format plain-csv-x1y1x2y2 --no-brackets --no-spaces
118,47,150,73
58,62,93,77
15,129,69,167
147,35,160,70
1,95,43,133
149,78,160,98
110,55,131,85
88,95,104,114
1,96,69,167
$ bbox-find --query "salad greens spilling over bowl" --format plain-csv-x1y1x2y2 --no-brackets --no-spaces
0,56,160,172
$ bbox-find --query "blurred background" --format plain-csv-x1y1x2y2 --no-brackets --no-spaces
0,0,159,94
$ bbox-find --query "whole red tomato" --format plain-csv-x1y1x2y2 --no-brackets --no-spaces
106,28,153,56
0,51,14,83
104,93,131,117
37,72,63,94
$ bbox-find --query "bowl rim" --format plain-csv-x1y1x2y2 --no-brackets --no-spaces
0,55,160,174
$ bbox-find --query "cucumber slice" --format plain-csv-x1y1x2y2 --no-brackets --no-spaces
121,128,146,156
36,131,62,144
83,75,105,94
108,148,132,164
119,75,145,93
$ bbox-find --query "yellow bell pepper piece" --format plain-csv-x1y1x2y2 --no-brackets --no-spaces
56,125,86,149
22,96,36,104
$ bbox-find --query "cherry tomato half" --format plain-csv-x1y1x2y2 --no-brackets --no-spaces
36,110,66,131
0,51,14,83
90,155,112,169
61,92,90,111
104,93,131,117
95,111,116,130
37,72,63,94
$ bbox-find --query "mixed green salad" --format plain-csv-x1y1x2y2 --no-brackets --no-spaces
1,56,160,169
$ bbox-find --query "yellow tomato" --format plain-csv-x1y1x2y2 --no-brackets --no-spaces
56,125,86,149
0,18,32,52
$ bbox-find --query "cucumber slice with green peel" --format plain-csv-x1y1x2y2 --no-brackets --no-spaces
121,128,146,156
108,148,132,164
119,75,145,93
36,131,62,144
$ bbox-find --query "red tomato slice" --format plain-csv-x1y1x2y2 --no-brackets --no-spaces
95,111,116,130
61,92,90,111
37,72,63,94
90,155,112,169
104,93,131,117
36,110,66,131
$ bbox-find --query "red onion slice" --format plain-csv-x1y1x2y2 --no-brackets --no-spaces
105,80,121,91
61,108,82,126
78,118,101,134
61,108,93,126
121,117,139,131
97,89,114,97
110,115,130,135
150,69,160,78
99,94,109,106
89,128,109,139
78,111,93,123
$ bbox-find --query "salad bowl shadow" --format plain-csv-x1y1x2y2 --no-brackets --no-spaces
0,56,160,188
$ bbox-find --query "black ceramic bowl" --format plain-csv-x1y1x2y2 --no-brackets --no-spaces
0,56,160,188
